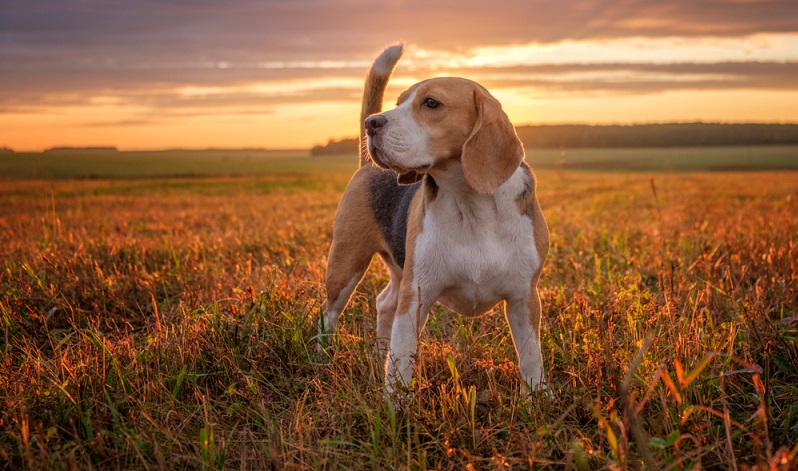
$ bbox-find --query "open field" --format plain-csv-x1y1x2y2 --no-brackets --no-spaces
2,145,798,179
1,168,797,469
525,146,798,171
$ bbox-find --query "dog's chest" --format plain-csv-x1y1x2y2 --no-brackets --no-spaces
414,198,539,315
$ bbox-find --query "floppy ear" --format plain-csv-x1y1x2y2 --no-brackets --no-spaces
397,170,423,185
461,88,524,194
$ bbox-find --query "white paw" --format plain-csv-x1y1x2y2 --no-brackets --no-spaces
522,380,553,398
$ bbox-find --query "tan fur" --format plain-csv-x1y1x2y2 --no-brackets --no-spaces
322,167,389,324
394,189,426,316
461,87,525,194
401,80,478,162
372,77,523,194
516,171,551,264
518,176,550,356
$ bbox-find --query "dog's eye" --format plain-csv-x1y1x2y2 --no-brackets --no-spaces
422,97,441,109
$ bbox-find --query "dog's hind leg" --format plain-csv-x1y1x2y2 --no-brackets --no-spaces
320,241,372,344
319,170,385,348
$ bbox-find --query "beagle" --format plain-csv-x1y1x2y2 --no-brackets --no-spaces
320,44,550,395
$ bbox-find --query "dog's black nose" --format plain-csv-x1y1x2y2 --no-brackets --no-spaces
365,115,387,135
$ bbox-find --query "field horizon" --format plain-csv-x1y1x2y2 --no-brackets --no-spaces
2,145,798,181
5,122,798,156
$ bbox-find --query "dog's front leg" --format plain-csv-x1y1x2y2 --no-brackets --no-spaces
375,262,403,355
505,288,547,394
384,286,434,394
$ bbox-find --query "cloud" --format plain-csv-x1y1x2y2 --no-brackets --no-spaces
3,59,796,121
2,0,797,120
3,0,797,63
450,62,798,96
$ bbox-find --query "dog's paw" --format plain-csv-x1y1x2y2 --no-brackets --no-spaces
383,381,412,411
521,381,553,399
314,330,334,356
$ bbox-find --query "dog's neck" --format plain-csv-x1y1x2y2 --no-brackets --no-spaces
427,161,480,200
425,160,524,231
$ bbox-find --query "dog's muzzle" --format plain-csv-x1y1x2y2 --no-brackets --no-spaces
365,114,387,135
365,115,391,168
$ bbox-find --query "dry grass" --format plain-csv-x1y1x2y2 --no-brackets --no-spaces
1,171,797,469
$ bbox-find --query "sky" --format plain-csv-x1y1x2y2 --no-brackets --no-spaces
1,0,797,151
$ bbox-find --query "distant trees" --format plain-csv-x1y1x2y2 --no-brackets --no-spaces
310,123,798,155
45,147,119,152
310,139,358,156
514,123,798,148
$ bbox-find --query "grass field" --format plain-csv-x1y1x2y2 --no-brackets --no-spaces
2,145,798,179
1,159,797,468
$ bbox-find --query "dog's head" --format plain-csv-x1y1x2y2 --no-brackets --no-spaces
366,77,524,194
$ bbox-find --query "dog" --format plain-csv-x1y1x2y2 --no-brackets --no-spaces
319,44,549,395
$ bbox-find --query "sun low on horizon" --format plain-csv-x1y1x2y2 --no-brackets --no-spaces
2,1,798,152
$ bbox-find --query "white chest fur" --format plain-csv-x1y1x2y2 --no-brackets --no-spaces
411,169,540,315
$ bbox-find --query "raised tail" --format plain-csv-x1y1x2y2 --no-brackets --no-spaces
359,43,404,167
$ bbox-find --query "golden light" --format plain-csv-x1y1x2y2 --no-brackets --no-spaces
2,33,797,150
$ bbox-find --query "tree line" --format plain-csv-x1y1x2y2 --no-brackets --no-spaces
311,123,798,155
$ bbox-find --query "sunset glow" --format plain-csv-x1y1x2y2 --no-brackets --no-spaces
2,2,797,151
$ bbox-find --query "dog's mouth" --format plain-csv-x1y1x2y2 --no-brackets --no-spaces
367,136,433,187
367,140,390,170
369,145,431,176
367,140,406,172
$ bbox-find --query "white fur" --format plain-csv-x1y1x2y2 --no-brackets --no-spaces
372,44,404,77
375,260,403,350
384,165,547,392
417,166,539,314
370,90,436,171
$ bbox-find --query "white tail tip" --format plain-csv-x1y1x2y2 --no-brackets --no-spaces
372,43,404,76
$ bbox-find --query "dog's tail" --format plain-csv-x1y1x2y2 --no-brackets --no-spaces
359,43,404,167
